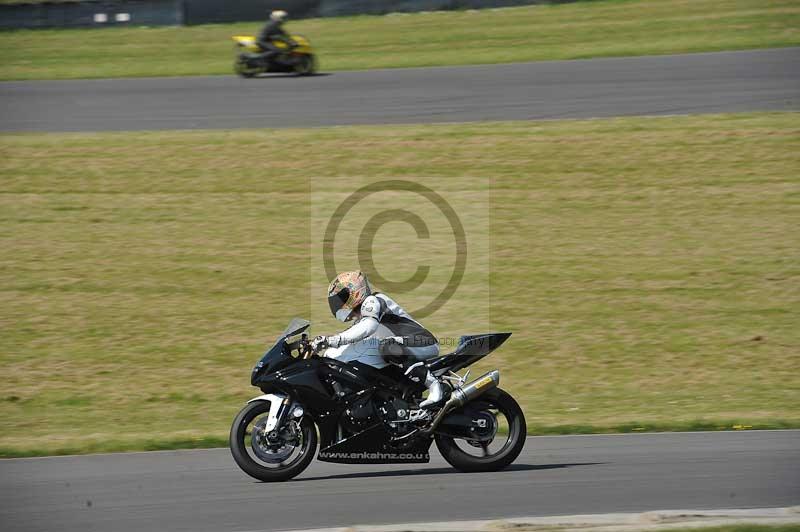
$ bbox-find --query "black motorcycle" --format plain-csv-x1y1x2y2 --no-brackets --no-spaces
230,318,526,481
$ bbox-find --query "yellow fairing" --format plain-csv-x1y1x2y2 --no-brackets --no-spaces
231,34,313,54
232,35,259,52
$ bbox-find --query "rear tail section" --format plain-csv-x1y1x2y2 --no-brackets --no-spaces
428,332,511,374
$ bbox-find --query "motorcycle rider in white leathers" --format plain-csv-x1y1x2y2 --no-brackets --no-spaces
311,271,448,409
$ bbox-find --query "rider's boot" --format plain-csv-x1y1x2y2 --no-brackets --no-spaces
419,370,451,410
403,361,449,410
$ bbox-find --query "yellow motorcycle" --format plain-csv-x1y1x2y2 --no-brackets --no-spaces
232,34,316,77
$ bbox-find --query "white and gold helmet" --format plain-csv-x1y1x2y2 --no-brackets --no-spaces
327,271,372,322
270,10,288,22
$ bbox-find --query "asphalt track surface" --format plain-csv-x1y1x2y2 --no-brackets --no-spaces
1,48,798,133
1,431,798,532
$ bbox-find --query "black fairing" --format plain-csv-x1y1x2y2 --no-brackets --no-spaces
427,332,511,373
250,318,310,386
250,341,293,386
317,423,432,464
258,360,331,406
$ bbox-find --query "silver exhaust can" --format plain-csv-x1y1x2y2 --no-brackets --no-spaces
450,370,500,408
421,370,501,435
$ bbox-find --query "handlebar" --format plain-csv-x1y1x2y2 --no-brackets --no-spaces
286,334,323,359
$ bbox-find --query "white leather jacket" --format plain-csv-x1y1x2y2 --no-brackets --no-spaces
326,293,436,348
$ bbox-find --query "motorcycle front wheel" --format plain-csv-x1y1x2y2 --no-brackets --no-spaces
294,54,316,76
230,400,317,482
435,388,526,473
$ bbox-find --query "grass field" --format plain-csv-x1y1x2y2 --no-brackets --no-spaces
1,111,798,457
1,0,799,80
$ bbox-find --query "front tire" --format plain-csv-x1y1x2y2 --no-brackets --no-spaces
230,400,317,482
294,54,316,76
435,388,526,473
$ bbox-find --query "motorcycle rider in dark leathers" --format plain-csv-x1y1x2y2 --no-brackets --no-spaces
257,10,296,65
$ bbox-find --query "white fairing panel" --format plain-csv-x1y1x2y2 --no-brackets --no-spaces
246,393,287,431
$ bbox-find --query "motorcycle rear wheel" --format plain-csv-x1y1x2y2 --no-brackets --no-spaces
234,58,259,78
230,400,317,482
435,388,526,473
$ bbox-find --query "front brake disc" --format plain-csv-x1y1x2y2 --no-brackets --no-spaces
251,418,295,463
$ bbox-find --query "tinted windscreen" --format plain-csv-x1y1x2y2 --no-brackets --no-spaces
282,318,310,338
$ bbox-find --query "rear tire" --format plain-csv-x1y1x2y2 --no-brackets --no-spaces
234,57,258,78
435,388,526,473
230,400,317,482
